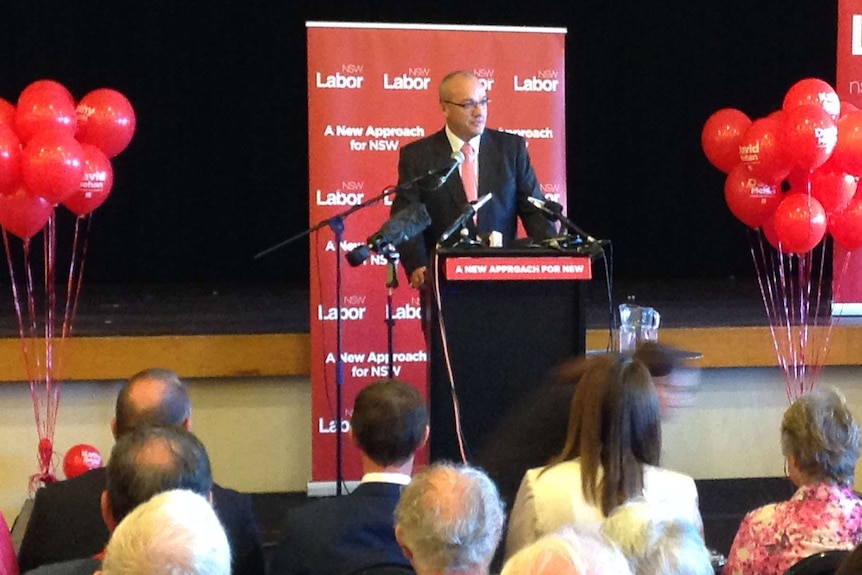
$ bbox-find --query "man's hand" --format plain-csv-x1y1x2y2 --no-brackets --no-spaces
409,267,427,289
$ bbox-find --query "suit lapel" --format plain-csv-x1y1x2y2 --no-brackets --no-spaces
475,130,499,230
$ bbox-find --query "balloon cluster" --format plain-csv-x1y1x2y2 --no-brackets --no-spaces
0,79,134,239
702,78,862,253
1,79,135,489
702,78,858,401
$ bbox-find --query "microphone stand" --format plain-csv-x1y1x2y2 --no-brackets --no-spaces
382,245,400,376
254,184,403,497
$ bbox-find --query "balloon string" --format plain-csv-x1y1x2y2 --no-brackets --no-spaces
750,230,791,404
3,231,39,414
812,242,849,389
57,214,90,380
776,246,795,399
815,248,853,385
45,215,62,448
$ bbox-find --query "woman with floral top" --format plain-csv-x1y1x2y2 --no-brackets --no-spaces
724,388,862,575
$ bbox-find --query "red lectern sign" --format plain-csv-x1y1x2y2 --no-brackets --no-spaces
306,22,567,492
445,256,592,281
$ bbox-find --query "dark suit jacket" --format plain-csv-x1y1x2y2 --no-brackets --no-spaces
391,128,554,274
271,482,409,575
17,467,264,575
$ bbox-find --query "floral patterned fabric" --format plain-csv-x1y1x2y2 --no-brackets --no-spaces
723,482,862,575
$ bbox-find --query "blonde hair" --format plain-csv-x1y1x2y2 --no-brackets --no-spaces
502,527,632,575
102,489,230,575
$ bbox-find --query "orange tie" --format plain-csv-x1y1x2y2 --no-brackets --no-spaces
461,143,478,203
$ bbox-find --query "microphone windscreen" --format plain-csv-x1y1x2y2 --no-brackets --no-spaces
346,245,370,267
384,203,431,246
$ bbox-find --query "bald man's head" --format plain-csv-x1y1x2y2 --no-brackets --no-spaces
104,425,212,527
113,368,191,438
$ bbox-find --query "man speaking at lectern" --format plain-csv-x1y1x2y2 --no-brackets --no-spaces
390,70,554,288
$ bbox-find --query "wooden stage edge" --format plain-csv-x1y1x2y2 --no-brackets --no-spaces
0,325,860,382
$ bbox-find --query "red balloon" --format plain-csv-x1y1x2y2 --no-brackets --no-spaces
773,194,827,253
809,168,856,214
14,81,76,143
761,214,784,251
19,79,74,105
62,443,102,479
783,78,841,120
767,109,785,123
21,130,85,204
783,104,837,171
724,163,782,228
0,98,14,128
738,117,791,183
76,89,136,158
702,108,751,173
0,187,53,240
831,111,862,177
0,126,22,196
829,196,862,250
840,101,859,119
64,144,114,216
785,168,811,193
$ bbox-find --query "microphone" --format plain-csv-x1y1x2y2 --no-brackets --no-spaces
346,203,432,266
401,150,465,190
435,150,465,186
438,193,493,244
527,196,599,244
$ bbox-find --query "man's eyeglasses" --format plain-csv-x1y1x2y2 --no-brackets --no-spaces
442,98,491,112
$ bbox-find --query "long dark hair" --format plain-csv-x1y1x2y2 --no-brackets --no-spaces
546,353,662,515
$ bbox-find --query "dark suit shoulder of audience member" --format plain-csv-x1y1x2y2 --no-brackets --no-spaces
22,557,99,575
272,378,427,575
17,469,108,572
274,483,411,575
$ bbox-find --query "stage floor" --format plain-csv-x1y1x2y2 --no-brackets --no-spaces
0,277,827,338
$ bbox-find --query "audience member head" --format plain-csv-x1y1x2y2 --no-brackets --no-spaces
630,342,700,416
103,425,213,529
395,462,504,575
551,353,662,515
350,378,428,469
113,368,191,438
602,500,711,575
501,527,632,575
100,489,230,575
781,387,860,487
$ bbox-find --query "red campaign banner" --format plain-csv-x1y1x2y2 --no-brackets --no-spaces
444,256,592,281
835,1,862,312
306,22,567,486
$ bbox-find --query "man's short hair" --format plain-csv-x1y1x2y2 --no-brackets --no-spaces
395,462,504,572
101,489,230,575
106,425,213,523
114,368,191,437
351,378,427,466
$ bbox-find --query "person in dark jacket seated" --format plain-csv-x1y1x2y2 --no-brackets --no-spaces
272,378,428,575
24,425,214,575
17,368,264,575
